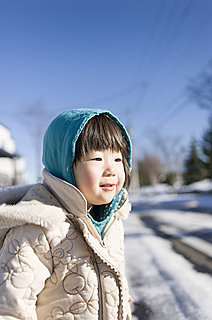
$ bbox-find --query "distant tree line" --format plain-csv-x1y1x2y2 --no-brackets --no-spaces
137,130,186,187
137,117,212,187
137,60,212,187
184,60,212,185
183,117,212,184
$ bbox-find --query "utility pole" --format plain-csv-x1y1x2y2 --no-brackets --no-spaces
126,108,140,191
23,101,47,182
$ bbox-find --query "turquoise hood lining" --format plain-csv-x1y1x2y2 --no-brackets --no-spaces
87,188,123,238
42,108,132,238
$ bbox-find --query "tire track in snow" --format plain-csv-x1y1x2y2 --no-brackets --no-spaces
124,214,211,320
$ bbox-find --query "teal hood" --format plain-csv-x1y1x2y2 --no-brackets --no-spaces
42,108,132,237
42,108,131,184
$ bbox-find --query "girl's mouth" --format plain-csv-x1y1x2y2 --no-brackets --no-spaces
100,184,115,191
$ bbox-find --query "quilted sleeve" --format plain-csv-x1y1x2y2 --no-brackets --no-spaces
0,224,53,320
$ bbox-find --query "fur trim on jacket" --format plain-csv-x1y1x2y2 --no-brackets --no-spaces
0,180,132,320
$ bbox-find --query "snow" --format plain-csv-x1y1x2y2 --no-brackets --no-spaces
125,180,212,320
124,214,212,320
182,236,212,258
130,179,212,211
137,208,212,259
131,179,212,196
141,209,212,235
180,179,212,193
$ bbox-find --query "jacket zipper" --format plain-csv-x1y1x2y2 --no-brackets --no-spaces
102,214,117,240
92,252,104,320
71,216,124,319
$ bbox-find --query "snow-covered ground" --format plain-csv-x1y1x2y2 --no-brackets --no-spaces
130,179,212,211
131,191,212,212
125,180,212,320
132,179,212,195
124,214,212,320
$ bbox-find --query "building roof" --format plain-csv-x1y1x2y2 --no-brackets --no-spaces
0,148,19,159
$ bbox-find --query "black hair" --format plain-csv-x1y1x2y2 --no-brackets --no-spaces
74,114,131,189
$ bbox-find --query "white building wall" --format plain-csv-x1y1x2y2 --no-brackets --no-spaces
0,123,26,186
0,124,15,154
14,157,26,185
0,158,14,186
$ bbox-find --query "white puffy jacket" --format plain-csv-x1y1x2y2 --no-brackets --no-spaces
0,170,132,320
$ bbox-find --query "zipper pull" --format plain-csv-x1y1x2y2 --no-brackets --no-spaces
100,240,106,248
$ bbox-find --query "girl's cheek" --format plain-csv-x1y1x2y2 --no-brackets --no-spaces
85,171,96,183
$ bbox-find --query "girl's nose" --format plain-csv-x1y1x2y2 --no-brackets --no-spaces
103,166,116,177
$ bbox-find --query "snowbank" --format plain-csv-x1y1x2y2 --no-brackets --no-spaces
180,179,212,193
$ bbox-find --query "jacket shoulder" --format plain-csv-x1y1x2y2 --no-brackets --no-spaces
0,184,67,249
0,184,34,205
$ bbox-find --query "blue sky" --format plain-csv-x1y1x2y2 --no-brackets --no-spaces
0,0,212,182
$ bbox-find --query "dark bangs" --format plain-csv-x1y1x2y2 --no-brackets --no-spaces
74,114,131,188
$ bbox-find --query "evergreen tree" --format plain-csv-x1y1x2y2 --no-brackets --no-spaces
184,139,206,185
202,117,212,179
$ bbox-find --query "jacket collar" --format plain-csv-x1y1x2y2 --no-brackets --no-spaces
42,169,131,221
0,170,130,234
43,169,88,218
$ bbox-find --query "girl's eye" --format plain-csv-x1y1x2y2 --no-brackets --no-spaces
93,157,102,161
115,158,122,162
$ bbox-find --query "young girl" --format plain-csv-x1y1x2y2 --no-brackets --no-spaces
0,109,132,320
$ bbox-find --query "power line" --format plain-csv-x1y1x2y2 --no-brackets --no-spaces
65,80,147,109
155,97,190,127
133,0,166,82
147,58,212,131
147,0,192,76
131,0,193,113
168,3,212,77
126,0,166,112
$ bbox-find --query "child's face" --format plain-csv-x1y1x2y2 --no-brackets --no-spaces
73,149,125,208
